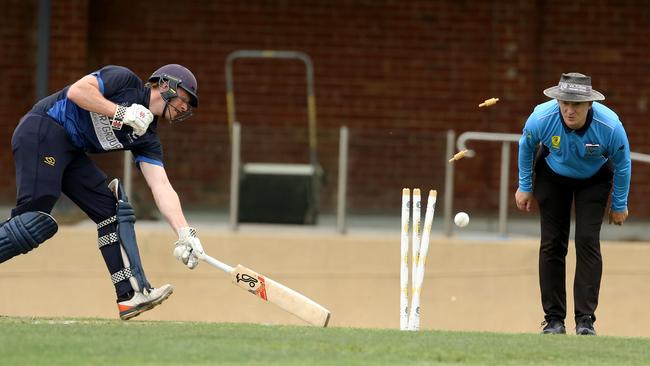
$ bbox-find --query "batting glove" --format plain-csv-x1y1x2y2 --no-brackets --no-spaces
173,227,204,269
114,104,153,137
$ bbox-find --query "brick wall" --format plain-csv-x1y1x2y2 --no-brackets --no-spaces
2,0,649,217
1,1,36,195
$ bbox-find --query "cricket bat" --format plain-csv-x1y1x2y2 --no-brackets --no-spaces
199,252,331,327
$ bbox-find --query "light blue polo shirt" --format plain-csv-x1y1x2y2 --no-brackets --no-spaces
518,100,630,211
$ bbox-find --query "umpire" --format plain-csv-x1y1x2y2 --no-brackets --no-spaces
515,72,631,336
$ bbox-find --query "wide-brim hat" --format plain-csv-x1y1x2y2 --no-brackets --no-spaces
543,72,605,102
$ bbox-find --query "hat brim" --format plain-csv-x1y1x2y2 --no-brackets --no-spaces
543,86,605,102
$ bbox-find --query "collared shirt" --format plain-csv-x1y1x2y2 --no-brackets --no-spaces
518,99,631,211
30,65,164,167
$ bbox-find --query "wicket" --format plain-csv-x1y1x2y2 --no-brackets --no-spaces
400,188,437,331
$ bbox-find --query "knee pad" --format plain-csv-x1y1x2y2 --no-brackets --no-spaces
0,211,58,263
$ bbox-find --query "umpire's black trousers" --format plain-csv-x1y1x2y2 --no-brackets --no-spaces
533,159,612,322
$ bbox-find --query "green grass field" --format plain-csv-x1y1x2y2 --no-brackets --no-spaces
1,316,649,366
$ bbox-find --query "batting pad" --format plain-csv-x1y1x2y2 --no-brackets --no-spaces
112,179,151,291
0,211,58,263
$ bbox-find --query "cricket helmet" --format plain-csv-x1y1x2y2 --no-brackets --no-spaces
148,64,199,107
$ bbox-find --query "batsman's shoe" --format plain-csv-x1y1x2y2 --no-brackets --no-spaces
118,284,174,320
541,318,566,334
575,315,597,336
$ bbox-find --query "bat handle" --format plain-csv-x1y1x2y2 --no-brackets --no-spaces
200,252,234,273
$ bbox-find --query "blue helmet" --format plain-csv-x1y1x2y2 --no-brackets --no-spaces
148,64,199,107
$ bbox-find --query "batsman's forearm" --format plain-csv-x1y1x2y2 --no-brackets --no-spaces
152,183,189,232
141,163,190,233
67,75,118,117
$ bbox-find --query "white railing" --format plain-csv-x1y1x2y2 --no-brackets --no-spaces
630,152,650,163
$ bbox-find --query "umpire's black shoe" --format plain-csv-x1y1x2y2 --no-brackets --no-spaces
575,315,597,336
541,318,566,334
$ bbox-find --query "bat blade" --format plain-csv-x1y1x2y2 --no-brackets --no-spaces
231,264,331,327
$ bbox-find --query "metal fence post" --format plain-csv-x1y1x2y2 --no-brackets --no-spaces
498,142,510,236
337,126,349,234
229,122,241,231
123,151,132,199
443,130,455,237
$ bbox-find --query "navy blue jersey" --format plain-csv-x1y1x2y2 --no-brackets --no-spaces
30,65,164,167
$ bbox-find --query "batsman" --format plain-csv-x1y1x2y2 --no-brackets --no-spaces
0,64,207,320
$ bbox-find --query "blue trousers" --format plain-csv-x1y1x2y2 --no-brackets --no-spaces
11,113,132,298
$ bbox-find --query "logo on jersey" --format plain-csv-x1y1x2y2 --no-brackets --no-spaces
585,143,601,156
90,112,124,151
44,156,56,166
551,136,561,149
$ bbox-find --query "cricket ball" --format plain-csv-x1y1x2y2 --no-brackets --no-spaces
454,212,470,228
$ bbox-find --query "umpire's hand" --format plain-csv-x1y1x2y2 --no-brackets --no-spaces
515,188,534,212
609,209,628,226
